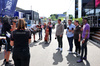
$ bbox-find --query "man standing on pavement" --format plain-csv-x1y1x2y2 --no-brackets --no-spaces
77,17,90,63
29,22,37,42
66,19,75,54
48,22,52,41
56,19,64,52
38,22,42,40
74,20,81,56
2,16,12,65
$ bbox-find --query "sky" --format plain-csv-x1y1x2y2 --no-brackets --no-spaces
17,0,70,17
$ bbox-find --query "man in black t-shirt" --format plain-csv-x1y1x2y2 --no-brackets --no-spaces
74,20,81,57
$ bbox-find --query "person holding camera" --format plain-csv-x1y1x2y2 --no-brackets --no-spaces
2,16,12,65
29,22,37,42
55,19,64,52
10,19,31,66
66,19,75,54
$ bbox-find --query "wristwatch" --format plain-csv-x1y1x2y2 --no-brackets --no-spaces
83,39,85,41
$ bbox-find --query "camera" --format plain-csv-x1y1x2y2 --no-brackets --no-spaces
55,37,57,39
67,27,69,30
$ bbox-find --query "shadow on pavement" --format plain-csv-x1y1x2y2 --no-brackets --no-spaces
39,41,50,49
53,51,63,65
66,54,90,66
89,40,100,48
29,40,40,47
29,43,37,47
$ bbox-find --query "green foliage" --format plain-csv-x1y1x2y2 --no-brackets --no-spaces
58,17,65,21
74,18,83,24
51,15,56,21
63,12,67,15
69,14,73,19
48,17,51,19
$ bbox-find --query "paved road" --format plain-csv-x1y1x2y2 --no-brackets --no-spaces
0,29,100,66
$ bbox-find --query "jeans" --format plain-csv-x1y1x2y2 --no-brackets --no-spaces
49,32,52,41
57,36,63,48
74,39,80,54
39,30,42,39
80,39,88,59
67,37,73,51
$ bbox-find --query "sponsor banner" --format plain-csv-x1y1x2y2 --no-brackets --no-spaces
2,0,18,16
0,0,3,15
95,0,100,8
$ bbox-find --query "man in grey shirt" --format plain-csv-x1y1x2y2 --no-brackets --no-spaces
56,19,64,52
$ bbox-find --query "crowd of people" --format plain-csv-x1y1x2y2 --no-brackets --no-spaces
0,15,90,66
0,15,53,66
55,18,90,63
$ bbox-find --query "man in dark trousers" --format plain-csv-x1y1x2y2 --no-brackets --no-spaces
74,20,81,57
48,22,52,41
56,19,64,52
77,17,90,63
38,22,42,40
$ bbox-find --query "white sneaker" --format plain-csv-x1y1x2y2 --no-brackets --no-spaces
60,48,63,52
69,51,73,54
73,52,77,54
56,47,60,50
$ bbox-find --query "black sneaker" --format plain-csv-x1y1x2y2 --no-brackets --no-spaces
83,57,87,60
5,62,13,66
3,59,6,64
5,62,9,66
34,40,37,42
38,38,41,40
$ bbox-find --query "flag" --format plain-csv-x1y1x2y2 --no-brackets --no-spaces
2,0,18,17
0,0,3,16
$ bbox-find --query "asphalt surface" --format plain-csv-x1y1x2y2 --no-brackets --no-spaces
0,29,100,66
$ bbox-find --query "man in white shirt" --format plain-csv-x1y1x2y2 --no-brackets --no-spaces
29,22,37,42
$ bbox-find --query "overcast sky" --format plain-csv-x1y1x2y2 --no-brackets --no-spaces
17,0,70,17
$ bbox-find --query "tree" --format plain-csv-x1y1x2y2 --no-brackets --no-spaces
63,12,67,15
51,15,56,21
69,14,73,19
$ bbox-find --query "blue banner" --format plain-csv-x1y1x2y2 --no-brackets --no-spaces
2,0,18,17
0,0,3,16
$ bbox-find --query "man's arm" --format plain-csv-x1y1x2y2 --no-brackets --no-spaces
60,25,64,37
29,39,31,44
78,27,82,42
82,30,89,43
10,41,14,46
78,34,81,42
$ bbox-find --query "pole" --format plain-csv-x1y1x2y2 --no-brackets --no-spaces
94,0,96,16
31,6,33,22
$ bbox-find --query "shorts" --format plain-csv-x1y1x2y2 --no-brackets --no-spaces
5,44,12,51
5,37,12,51
31,31,37,35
